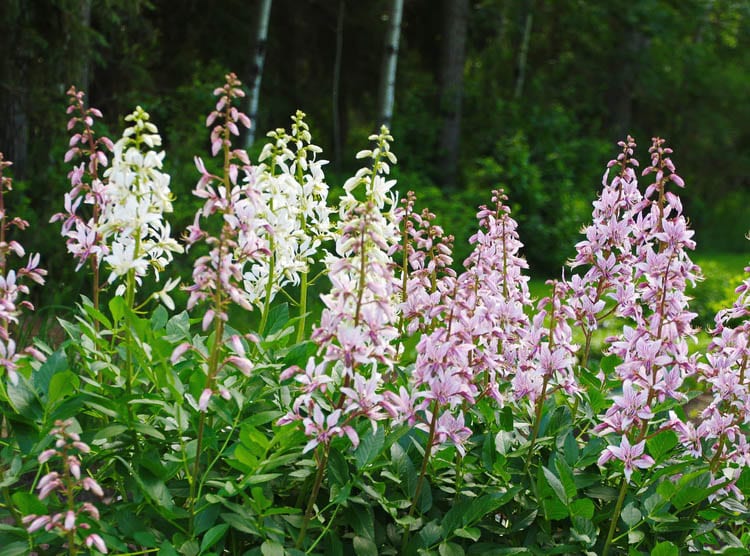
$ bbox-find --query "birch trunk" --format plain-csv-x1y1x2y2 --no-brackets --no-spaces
245,0,273,148
438,0,469,188
377,0,404,130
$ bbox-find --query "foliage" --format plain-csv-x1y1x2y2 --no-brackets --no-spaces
3,77,750,556
4,0,750,307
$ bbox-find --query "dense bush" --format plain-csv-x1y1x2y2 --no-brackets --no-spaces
2,75,750,556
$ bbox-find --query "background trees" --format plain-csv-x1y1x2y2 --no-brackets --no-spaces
1,0,748,305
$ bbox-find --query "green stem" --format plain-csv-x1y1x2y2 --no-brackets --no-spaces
296,444,330,549
297,270,309,344
524,376,550,474
189,314,224,533
306,501,342,554
602,477,628,556
258,239,276,335
403,401,440,549
453,452,464,505
124,267,137,430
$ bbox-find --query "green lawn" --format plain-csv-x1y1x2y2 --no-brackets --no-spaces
526,250,749,361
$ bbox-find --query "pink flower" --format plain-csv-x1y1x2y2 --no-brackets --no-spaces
598,436,654,482
86,533,108,553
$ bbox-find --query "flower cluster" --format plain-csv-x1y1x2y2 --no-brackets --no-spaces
0,153,46,384
565,136,643,367
23,420,107,554
693,262,750,496
244,111,333,310
384,190,535,456
514,280,579,405
184,72,268,327
51,87,113,271
393,190,456,337
178,73,262,409
594,137,701,481
280,127,401,452
98,106,182,296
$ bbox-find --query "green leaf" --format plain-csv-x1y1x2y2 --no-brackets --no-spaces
439,542,465,556
11,491,46,515
151,305,168,330
328,447,350,487
672,470,711,510
260,540,285,556
563,431,579,466
266,303,290,336
355,426,385,469
348,504,374,540
621,502,642,527
158,543,179,556
93,424,129,443
599,354,620,376
352,536,377,556
220,512,261,536
0,455,21,488
6,374,41,420
542,496,569,521
500,406,514,431
199,524,229,553
647,430,678,463
651,541,678,556
47,370,79,406
570,498,594,519
33,349,67,397
0,542,31,556
554,456,577,500
454,527,481,542
571,516,597,548
179,539,200,556
166,311,191,340
79,300,113,329
109,296,127,323
283,341,316,367
133,422,165,440
543,466,569,505
463,490,518,527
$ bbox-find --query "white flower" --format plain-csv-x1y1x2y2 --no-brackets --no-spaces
100,107,183,289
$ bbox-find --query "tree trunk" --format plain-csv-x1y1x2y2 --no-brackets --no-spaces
438,0,469,189
377,0,404,130
65,0,93,92
513,0,533,100
245,0,273,148
0,4,28,179
332,0,345,169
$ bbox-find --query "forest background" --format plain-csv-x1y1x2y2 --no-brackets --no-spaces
1,0,749,310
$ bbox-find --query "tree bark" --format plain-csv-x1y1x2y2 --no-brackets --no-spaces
438,0,469,189
377,0,404,130
513,0,534,100
245,0,273,148
332,0,345,169
0,3,28,179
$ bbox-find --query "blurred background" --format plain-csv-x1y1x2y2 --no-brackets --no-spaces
1,0,748,316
